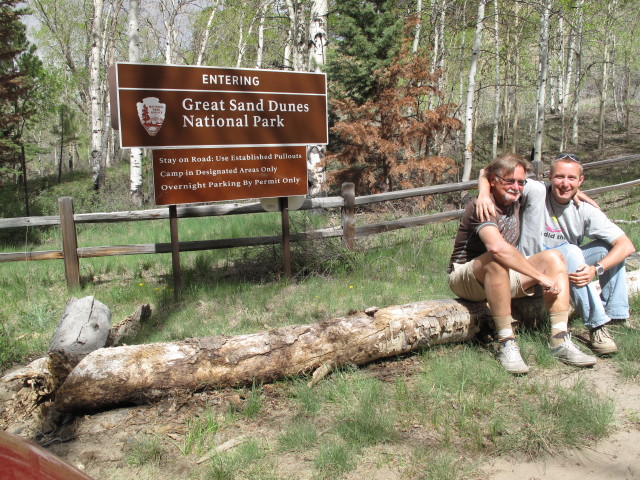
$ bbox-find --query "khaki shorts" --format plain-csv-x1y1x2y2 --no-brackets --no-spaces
448,260,534,302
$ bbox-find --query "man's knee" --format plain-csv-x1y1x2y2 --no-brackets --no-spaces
483,260,510,278
538,249,566,271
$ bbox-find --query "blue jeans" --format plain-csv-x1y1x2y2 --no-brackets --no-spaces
553,240,629,329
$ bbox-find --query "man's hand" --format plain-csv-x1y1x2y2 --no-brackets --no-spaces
476,168,496,222
568,264,596,286
475,194,496,222
539,275,562,296
574,189,600,209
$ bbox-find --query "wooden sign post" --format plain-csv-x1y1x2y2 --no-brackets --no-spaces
109,63,327,288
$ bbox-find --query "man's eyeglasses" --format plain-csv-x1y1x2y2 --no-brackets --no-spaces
495,174,527,187
555,153,580,163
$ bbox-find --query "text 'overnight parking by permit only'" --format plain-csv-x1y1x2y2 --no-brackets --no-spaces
159,177,302,191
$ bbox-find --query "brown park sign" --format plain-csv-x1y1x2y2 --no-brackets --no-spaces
152,146,308,205
111,63,328,148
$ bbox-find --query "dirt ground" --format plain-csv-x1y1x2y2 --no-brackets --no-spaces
2,348,638,480
480,361,640,480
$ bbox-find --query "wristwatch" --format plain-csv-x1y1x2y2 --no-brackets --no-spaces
595,263,605,276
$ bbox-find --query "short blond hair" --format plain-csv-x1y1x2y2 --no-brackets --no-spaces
551,153,583,175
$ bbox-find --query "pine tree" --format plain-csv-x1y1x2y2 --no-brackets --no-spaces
326,0,407,105
326,29,461,195
0,0,30,166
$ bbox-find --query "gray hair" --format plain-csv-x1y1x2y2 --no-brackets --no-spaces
484,153,532,178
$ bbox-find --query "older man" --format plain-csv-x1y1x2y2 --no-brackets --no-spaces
448,154,596,374
478,153,635,355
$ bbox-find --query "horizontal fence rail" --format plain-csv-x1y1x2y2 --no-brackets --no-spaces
1,155,639,288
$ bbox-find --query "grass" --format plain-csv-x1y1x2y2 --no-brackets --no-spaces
277,419,318,452
1,150,640,479
313,439,357,479
205,439,276,480
182,408,220,456
126,435,165,466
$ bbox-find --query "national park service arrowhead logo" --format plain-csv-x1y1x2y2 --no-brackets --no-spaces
137,97,166,136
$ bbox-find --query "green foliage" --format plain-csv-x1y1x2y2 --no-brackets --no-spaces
493,380,614,457
0,0,31,167
612,322,640,379
410,450,474,480
289,379,321,416
226,383,264,419
326,0,408,104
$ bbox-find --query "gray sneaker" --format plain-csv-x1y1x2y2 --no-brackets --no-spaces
551,335,597,367
497,339,530,374
589,325,618,355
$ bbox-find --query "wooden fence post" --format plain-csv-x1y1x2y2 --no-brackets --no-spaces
169,205,182,300
59,197,80,289
279,197,292,279
341,183,356,250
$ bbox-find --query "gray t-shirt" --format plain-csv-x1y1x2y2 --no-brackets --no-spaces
518,180,625,255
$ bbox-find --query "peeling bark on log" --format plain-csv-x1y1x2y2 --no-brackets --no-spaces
106,303,151,347
55,299,492,412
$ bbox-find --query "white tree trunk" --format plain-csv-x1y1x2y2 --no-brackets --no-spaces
162,6,173,64
436,0,446,83
128,0,143,204
532,0,550,175
412,0,423,53
309,0,327,71
255,0,266,68
561,15,576,152
491,0,500,159
284,0,306,71
90,0,105,190
307,0,327,195
196,4,218,66
462,0,485,182
571,0,584,146
597,0,616,150
510,1,521,153
557,16,565,118
236,11,256,68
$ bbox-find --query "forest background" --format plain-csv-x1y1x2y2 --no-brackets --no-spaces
1,0,638,216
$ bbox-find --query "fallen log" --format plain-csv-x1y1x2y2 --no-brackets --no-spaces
53,267,640,413
55,298,492,412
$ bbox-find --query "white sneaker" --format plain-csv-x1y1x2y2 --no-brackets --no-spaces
497,339,530,374
551,334,597,367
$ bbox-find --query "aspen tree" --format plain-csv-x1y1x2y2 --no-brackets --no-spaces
128,0,143,205
532,0,550,176
462,0,485,182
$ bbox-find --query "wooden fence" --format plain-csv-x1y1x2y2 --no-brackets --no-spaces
1,155,639,291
